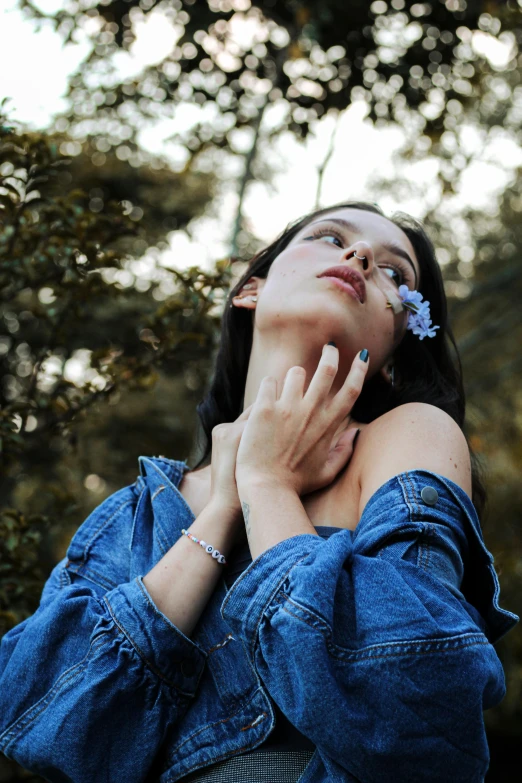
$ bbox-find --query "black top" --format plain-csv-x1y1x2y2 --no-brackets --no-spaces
224,526,343,752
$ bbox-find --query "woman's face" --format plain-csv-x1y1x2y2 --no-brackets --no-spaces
250,207,422,375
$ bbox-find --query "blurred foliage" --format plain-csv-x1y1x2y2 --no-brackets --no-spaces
434,177,522,740
0,115,232,637
16,0,522,254
17,0,521,138
0,507,51,638
49,137,218,250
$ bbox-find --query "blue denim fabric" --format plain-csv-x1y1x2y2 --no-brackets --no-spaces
0,456,518,783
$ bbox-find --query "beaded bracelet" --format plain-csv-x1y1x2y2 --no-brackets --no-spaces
181,529,227,565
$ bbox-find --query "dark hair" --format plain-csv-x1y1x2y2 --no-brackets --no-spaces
191,201,487,519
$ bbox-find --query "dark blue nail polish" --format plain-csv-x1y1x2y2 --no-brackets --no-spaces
327,341,336,347
359,348,369,362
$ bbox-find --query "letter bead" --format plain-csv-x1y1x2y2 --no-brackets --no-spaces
180,529,227,566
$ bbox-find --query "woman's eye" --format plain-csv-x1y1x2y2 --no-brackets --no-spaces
320,234,343,247
381,266,403,286
304,230,344,247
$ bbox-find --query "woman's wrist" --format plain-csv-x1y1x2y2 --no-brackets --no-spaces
206,500,248,552
199,498,244,547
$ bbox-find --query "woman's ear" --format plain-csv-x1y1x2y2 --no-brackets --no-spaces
230,276,265,310
378,361,395,387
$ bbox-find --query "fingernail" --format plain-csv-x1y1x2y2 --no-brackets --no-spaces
327,341,336,347
353,428,361,449
359,348,369,362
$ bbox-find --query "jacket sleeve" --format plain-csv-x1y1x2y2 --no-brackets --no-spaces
220,469,519,783
0,482,207,783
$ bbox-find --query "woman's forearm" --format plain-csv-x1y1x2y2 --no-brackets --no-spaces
238,478,319,561
143,501,239,637
142,482,317,638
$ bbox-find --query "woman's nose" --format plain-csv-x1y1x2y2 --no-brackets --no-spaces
342,241,374,273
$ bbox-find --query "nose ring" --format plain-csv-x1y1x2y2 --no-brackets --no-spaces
353,250,368,270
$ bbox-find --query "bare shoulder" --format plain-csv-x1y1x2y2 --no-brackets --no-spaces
353,402,472,520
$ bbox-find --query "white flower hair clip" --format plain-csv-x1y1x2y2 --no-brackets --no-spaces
386,285,440,340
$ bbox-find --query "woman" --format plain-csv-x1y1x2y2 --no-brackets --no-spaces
0,201,518,783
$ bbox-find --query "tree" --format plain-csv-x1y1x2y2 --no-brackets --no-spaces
16,0,522,254
0,113,225,633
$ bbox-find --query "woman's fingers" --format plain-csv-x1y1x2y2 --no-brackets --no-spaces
279,365,307,406
235,403,255,421
242,345,368,428
302,343,339,408
255,375,278,407
329,349,370,421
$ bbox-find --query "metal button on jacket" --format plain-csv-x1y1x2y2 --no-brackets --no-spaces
421,486,439,506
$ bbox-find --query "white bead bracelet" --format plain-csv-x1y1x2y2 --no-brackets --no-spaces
181,529,227,565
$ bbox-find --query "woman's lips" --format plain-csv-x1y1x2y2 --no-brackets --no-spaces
320,276,361,302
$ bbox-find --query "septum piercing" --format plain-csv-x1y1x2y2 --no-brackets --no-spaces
352,250,368,270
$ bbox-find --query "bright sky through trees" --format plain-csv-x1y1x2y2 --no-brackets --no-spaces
1,0,520,268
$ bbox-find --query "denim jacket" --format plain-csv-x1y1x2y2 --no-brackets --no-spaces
0,456,518,783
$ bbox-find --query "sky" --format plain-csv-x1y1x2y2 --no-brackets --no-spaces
0,0,520,272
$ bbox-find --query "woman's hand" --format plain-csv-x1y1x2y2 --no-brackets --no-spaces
235,345,369,497
208,403,254,519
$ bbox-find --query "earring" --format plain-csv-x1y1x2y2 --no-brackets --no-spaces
390,364,395,388
229,295,257,308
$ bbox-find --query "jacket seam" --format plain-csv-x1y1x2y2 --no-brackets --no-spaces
401,472,417,520
425,523,435,571
166,687,268,758
275,593,490,657
147,456,182,481
329,633,490,661
415,471,433,572
154,517,171,557
222,551,313,657
66,562,118,591
129,483,149,557
275,592,330,632
135,575,203,658
61,564,71,587
140,461,179,554
328,633,491,661
402,472,433,570
103,582,200,693
152,484,166,501
406,471,422,519
247,552,329,662
419,525,429,571
0,631,114,753
75,497,136,562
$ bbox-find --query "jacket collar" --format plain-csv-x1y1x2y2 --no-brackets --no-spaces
137,456,195,557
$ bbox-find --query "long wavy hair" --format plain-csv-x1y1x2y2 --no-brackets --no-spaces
191,201,487,519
